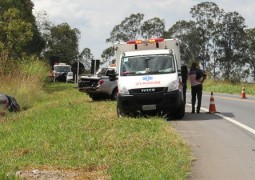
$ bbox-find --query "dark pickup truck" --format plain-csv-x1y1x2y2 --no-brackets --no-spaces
78,67,118,101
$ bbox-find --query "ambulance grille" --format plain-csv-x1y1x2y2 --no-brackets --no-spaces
129,87,167,94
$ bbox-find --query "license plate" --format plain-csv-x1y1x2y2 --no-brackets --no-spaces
142,104,156,111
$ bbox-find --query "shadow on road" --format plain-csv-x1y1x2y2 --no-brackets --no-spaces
170,105,236,121
179,112,222,121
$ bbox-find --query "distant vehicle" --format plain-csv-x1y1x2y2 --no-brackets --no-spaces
78,67,117,101
53,63,72,82
109,38,185,118
66,72,74,83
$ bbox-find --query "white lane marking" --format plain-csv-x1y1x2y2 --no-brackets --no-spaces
187,104,255,135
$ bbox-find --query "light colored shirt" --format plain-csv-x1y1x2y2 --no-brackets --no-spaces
189,68,202,87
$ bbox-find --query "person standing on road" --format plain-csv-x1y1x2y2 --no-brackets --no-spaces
188,62,206,113
181,64,188,104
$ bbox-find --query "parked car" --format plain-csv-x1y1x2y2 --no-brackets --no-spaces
78,67,117,101
66,72,74,83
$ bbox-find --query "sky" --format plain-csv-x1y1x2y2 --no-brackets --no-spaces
32,0,255,60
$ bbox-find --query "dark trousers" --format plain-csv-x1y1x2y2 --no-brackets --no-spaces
191,84,202,112
183,84,187,104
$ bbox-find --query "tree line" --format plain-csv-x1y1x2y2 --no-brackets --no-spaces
1,1,255,82
106,2,255,82
0,0,92,71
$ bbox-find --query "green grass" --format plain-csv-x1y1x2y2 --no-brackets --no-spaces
1,62,254,179
0,57,50,110
189,79,255,96
0,83,192,179
1,57,254,179
2,75,253,179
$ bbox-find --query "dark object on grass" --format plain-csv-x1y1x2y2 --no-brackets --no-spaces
0,93,20,113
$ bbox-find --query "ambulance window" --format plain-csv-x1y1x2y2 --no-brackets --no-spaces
120,54,175,76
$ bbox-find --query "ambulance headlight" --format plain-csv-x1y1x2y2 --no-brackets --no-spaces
119,86,130,95
168,80,179,92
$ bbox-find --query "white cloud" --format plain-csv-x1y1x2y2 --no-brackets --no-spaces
32,0,255,59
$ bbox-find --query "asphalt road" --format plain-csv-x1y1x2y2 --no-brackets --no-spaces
170,91,255,180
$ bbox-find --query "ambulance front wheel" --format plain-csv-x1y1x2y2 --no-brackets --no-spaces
171,104,185,119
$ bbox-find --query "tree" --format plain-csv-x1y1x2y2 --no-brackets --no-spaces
105,13,165,62
106,13,165,43
105,13,166,63
35,10,52,36
190,2,223,70
34,10,52,56
43,23,80,64
0,0,45,56
141,17,165,39
245,28,255,81
0,8,33,56
216,11,247,81
79,48,92,71
101,46,114,64
0,0,45,57
106,13,144,43
164,20,202,65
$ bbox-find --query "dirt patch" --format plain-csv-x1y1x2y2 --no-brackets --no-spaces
16,167,111,180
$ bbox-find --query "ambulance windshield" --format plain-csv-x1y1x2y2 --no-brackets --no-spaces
54,66,71,73
120,54,175,76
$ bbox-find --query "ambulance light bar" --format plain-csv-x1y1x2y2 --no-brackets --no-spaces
127,38,164,45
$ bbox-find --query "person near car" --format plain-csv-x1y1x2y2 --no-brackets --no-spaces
181,64,188,104
188,62,205,113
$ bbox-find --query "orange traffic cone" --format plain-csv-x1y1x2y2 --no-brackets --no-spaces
240,86,247,99
208,92,219,113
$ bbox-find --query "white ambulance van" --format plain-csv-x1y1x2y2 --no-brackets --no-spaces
111,38,185,119
53,63,72,82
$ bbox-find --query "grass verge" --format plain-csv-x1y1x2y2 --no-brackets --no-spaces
203,79,255,95
187,79,255,96
0,83,192,179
